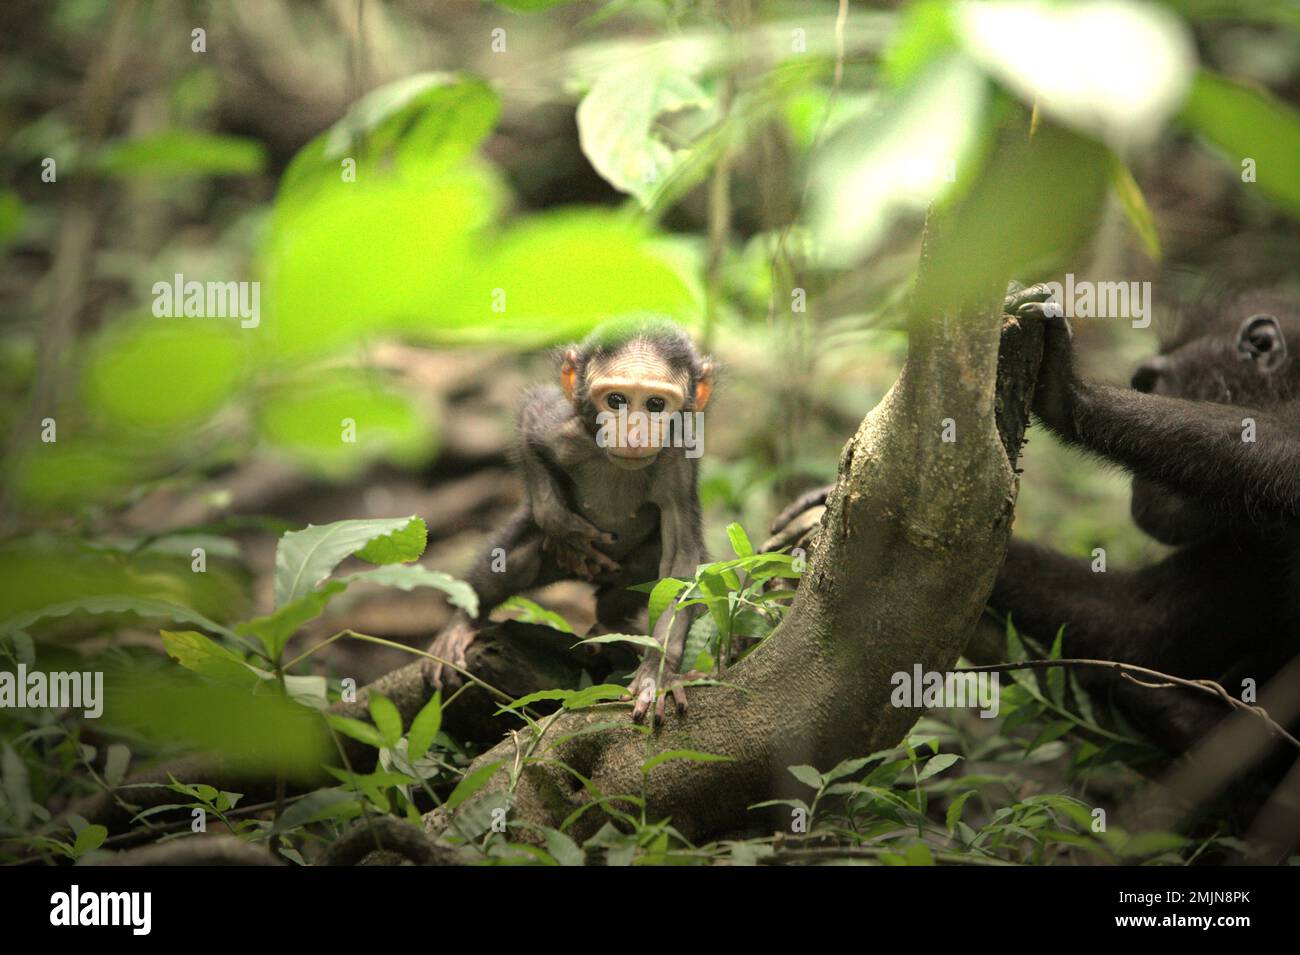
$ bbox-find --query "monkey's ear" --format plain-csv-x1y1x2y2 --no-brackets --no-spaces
694,361,716,410
561,348,581,401
1238,315,1288,374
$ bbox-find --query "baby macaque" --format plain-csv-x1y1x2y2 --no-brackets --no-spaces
423,317,715,724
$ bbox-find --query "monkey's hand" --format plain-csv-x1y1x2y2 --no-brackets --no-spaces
535,509,620,581
421,619,477,689
624,661,705,726
1004,281,1082,438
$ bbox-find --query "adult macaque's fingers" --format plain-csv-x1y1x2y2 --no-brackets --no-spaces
671,683,689,714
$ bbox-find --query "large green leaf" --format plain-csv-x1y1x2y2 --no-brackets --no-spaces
1180,70,1300,218
273,517,427,608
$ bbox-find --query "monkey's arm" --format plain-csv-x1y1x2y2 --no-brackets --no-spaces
1008,290,1300,519
627,474,707,723
517,396,619,578
1048,383,1300,517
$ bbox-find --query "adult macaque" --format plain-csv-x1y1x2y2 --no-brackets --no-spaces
766,286,1300,751
423,317,715,724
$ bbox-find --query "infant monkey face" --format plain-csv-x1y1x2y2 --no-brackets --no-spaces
592,382,685,468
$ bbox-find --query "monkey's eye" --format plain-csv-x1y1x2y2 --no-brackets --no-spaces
646,396,666,413
606,393,628,410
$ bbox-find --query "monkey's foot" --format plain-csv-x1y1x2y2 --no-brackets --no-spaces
624,667,706,726
421,621,477,689
541,532,621,581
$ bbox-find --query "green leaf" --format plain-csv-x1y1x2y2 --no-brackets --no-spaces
236,582,346,660
575,633,663,652
270,788,362,836
71,824,108,858
103,744,131,788
326,714,384,749
407,691,443,761
496,596,573,633
273,517,427,608
542,828,585,866
343,564,477,617
641,749,733,776
97,129,265,177
161,629,260,687
2,742,32,827
368,694,403,748
726,522,754,558
946,790,977,832
916,753,963,782
576,50,714,208
2,596,235,640
647,577,689,635
1180,70,1300,217
1108,156,1162,261
787,764,824,790
446,760,504,811
354,519,428,565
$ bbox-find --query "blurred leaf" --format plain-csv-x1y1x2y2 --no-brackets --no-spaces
270,788,361,836
577,48,713,207
2,742,32,827
110,670,329,779
1180,70,1300,217
956,0,1195,148
279,73,499,214
1109,156,1162,261
97,129,265,177
273,516,427,608
811,55,990,265
882,0,958,87
257,376,435,477
353,518,428,565
437,210,701,345
3,596,235,640
0,189,23,247
542,828,585,866
917,753,963,781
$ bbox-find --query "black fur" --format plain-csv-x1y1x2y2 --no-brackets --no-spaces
990,288,1300,751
